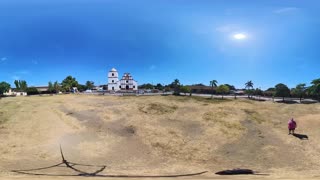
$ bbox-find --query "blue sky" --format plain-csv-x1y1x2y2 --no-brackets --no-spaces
0,0,319,90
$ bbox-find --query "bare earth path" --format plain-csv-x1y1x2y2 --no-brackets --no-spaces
1,95,320,179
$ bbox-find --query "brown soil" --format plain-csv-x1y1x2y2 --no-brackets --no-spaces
0,95,320,179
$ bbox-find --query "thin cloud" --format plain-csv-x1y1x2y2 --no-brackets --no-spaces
10,70,30,82
1,57,7,62
274,7,299,14
216,24,238,33
11,75,20,80
15,70,30,75
32,60,38,65
149,65,156,71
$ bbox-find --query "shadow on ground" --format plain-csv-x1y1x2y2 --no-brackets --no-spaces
276,100,298,104
293,133,309,140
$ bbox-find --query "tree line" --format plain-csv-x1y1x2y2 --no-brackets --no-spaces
47,76,97,93
139,78,320,101
1,76,320,101
0,76,98,95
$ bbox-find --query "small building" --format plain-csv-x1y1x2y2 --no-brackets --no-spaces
4,89,27,96
3,89,14,96
15,91,28,96
71,87,78,93
92,86,104,91
107,68,138,91
34,86,49,93
234,90,245,95
187,85,214,94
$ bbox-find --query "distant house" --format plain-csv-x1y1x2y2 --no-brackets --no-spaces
4,89,27,96
187,85,214,94
92,86,104,91
230,90,245,95
16,91,28,96
71,87,78,93
107,68,138,91
34,86,49,93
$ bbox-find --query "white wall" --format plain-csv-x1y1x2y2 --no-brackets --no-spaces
107,69,138,91
16,92,27,96
108,70,119,91
133,80,138,90
4,89,27,96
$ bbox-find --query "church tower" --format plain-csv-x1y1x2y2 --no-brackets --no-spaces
108,68,119,91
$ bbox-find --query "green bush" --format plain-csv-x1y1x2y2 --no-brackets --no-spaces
26,87,39,95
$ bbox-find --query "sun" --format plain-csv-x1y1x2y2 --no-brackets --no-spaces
233,33,246,40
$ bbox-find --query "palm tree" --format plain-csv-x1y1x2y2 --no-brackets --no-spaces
210,80,218,99
245,80,254,98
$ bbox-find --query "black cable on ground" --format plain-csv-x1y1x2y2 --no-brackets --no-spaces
11,145,208,178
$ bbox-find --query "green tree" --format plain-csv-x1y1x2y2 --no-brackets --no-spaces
180,86,191,95
192,83,205,86
48,81,54,93
139,83,154,89
172,79,181,95
53,81,60,93
254,88,263,96
20,80,28,91
85,81,94,90
291,83,306,103
216,85,230,99
245,80,254,98
0,81,11,95
14,80,20,90
266,87,275,91
77,84,86,92
309,78,320,100
26,87,39,95
254,88,263,100
275,83,290,102
14,80,28,91
224,84,236,91
210,80,218,99
61,76,79,92
264,87,276,101
155,83,164,90
164,86,171,92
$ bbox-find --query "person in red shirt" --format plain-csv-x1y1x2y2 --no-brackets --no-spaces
288,118,297,135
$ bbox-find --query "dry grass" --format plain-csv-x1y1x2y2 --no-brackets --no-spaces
0,99,22,124
138,102,178,115
202,110,245,136
242,109,266,123
171,95,232,104
0,95,320,179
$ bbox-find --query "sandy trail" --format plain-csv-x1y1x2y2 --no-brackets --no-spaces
1,95,320,179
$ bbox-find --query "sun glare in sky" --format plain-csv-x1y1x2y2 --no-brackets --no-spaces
233,33,247,40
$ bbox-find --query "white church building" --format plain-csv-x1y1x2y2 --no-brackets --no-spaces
107,68,138,91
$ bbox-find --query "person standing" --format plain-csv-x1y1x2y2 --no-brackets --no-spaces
288,118,297,135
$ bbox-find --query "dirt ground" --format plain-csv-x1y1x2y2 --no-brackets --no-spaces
1,94,320,180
